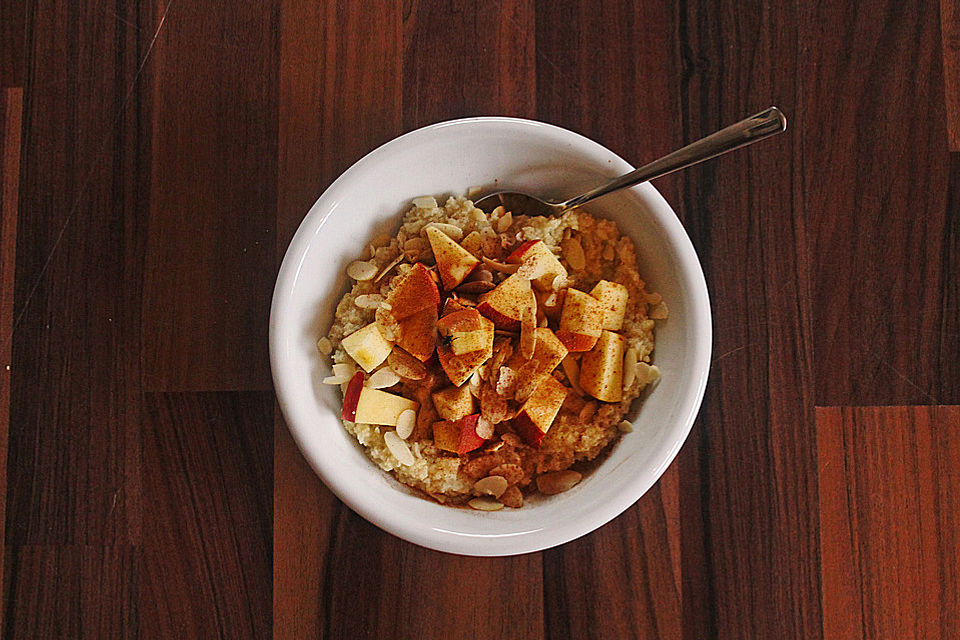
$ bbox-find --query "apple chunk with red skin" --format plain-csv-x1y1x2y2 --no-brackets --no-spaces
353,386,419,426
580,330,626,402
476,273,537,331
589,280,629,330
436,309,494,386
432,384,475,421
433,413,485,454
556,288,605,351
507,240,567,291
513,375,568,446
425,226,479,290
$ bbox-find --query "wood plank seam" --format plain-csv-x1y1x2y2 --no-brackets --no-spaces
1,85,23,640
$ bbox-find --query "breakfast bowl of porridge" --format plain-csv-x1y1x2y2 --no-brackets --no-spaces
270,117,711,556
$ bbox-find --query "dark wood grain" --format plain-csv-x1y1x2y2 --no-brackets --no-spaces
942,154,960,400
817,406,959,639
943,0,960,150
0,0,25,87
5,545,137,638
140,1,278,392
0,86,22,636
674,1,822,638
802,0,955,405
141,392,271,640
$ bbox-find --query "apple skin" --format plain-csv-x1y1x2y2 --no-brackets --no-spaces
513,375,568,446
580,330,626,402
506,239,567,291
555,329,599,352
425,226,480,290
341,371,365,421
432,414,485,454
388,262,441,320
476,273,537,331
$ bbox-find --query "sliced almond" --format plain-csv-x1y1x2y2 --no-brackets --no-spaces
561,355,584,396
367,367,401,389
461,231,483,256
622,347,638,390
578,400,598,423
412,195,438,209
322,373,351,385
476,415,495,440
491,205,505,218
489,463,524,485
618,419,633,433
561,237,586,271
495,367,518,398
422,221,463,241
474,475,508,498
316,337,333,356
536,470,582,495
551,274,567,291
354,293,384,309
384,430,415,466
456,280,496,294
520,306,537,359
468,496,504,511
347,260,377,281
481,256,520,274
387,348,427,380
496,211,513,232
333,362,357,379
636,362,661,385
374,253,405,283
648,301,669,319
396,409,417,440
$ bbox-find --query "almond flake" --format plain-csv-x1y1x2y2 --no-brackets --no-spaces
387,348,427,380
384,431,415,466
561,238,586,271
520,306,537,359
396,409,417,440
496,211,513,232
322,373,350,385
412,196,438,209
474,475,508,498
316,337,333,356
367,367,401,389
347,260,377,281
333,362,357,379
618,419,634,433
423,222,464,241
499,485,524,508
648,301,669,319
622,347,638,390
475,415,495,440
354,293,384,309
536,470,582,495
374,254,405,283
481,256,520,274
561,355,584,395
468,496,504,511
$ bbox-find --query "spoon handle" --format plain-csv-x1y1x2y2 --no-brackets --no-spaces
559,106,787,211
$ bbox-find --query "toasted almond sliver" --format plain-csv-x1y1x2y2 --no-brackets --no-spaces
396,409,416,440
322,374,350,385
374,253,405,283
496,211,513,232
354,293,384,309
561,355,584,396
468,496,504,511
384,431,415,466
423,222,464,242
367,367,401,389
333,362,357,378
491,205,505,218
500,485,524,508
520,306,537,359
536,470,582,495
618,419,634,433
481,256,520,274
551,274,567,291
347,260,377,281
622,347,638,390
474,475,508,498
412,196,438,209
475,415,495,440
561,238,586,271
316,337,333,356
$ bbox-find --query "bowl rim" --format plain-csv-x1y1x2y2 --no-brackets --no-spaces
270,116,712,556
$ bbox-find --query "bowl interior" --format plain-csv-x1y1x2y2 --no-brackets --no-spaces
270,118,711,556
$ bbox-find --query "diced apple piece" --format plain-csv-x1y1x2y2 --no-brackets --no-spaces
387,262,440,320
425,226,480,290
432,385,475,421
580,330,626,402
395,306,437,362
477,273,537,331
437,316,494,386
437,308,489,355
557,288,605,351
507,327,568,376
513,375,568,446
341,371,365,421
353,386,419,425
340,323,393,372
589,280,629,330
507,240,568,291
433,414,485,454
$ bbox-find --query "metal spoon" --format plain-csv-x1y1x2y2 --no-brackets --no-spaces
474,106,787,216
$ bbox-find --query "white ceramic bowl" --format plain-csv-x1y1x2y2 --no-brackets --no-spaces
271,117,711,556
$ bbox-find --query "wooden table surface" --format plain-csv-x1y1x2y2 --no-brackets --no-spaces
1,1,958,638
